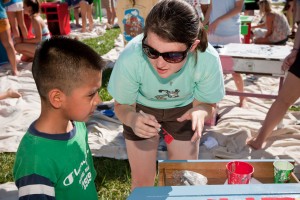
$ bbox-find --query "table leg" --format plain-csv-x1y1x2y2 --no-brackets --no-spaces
244,22,251,44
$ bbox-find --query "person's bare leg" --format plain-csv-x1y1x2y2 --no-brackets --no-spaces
7,12,19,39
0,26,18,75
87,3,94,31
254,37,271,44
16,10,28,39
125,136,160,191
110,0,116,25
74,7,80,26
106,8,112,27
79,1,87,32
200,4,209,17
232,73,246,107
15,42,37,58
248,72,300,149
167,139,200,160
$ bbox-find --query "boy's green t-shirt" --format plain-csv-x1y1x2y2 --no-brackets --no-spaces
13,121,98,200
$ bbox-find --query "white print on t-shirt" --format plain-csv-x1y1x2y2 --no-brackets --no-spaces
63,149,92,190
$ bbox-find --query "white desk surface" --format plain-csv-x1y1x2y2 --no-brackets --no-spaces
128,184,300,200
219,43,292,61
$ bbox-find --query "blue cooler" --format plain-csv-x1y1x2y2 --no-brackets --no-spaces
0,42,9,65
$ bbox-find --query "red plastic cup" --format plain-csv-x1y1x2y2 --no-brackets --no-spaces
226,161,254,184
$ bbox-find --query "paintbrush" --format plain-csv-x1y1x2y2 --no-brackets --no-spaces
139,110,174,144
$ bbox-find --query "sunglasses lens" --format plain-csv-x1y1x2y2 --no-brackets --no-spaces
163,52,185,63
142,45,159,59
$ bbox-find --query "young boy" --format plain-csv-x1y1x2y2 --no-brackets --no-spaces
13,37,105,200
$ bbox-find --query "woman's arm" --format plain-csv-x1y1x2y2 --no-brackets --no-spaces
208,0,244,33
251,20,266,29
215,0,244,22
263,13,274,38
23,16,43,44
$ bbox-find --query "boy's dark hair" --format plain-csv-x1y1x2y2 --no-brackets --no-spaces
32,36,105,101
24,0,40,16
144,0,208,52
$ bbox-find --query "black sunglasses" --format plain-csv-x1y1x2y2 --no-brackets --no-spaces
142,37,191,63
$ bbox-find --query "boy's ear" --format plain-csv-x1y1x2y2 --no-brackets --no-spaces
48,89,65,108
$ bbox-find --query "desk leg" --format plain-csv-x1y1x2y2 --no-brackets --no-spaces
226,76,284,99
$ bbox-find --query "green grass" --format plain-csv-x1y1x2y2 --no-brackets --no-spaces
289,105,300,112
0,28,132,200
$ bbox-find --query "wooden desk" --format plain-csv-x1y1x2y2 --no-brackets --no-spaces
218,43,291,99
128,159,300,199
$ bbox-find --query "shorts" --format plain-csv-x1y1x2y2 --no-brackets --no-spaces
86,0,93,5
244,0,259,10
289,51,300,79
123,103,194,141
199,0,210,4
208,34,241,45
101,0,115,8
5,2,23,12
0,19,10,33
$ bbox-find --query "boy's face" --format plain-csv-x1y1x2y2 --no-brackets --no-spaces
62,71,102,122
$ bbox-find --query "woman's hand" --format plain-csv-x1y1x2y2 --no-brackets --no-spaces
282,50,298,71
207,19,220,34
177,107,206,143
130,111,161,138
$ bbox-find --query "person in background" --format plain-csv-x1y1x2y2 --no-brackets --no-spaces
244,0,259,16
252,0,290,45
247,0,300,150
283,0,296,38
0,88,21,100
102,0,116,29
203,0,246,108
14,0,50,62
73,7,81,27
3,0,28,41
200,0,210,18
0,0,18,75
79,0,94,32
185,0,203,20
108,0,224,190
13,37,105,200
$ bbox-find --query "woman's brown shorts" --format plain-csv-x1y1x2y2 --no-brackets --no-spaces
123,103,194,141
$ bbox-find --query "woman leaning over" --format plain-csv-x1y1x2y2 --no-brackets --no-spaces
108,0,225,190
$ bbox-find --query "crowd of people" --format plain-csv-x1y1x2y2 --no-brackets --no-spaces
0,0,119,76
0,0,299,198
